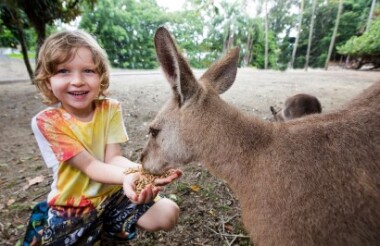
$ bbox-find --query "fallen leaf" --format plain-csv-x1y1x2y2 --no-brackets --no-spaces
190,184,201,192
167,194,179,202
224,223,234,233
7,199,15,206
16,224,25,229
23,175,45,191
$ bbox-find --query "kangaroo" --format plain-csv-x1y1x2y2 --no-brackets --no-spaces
140,27,380,245
270,93,322,121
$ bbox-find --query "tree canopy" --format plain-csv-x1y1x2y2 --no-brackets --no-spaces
80,0,169,69
1,0,379,72
0,0,96,79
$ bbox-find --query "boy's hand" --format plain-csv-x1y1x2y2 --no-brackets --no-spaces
154,169,183,186
123,172,161,204
122,168,182,204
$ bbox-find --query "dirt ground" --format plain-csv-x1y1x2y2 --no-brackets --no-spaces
0,58,379,245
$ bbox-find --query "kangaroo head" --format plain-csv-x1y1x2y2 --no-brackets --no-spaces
140,27,239,174
270,106,284,121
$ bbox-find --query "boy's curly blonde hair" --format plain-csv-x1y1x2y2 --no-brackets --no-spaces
34,30,110,105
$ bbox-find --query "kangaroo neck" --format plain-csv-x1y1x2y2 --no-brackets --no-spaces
191,100,271,184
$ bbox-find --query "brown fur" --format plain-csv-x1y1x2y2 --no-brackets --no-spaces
140,27,380,245
270,94,322,121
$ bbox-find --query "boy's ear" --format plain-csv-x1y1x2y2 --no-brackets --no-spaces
46,81,52,90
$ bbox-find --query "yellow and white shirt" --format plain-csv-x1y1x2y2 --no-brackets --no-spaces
32,99,128,213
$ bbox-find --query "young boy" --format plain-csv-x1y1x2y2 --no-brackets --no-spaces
23,30,181,245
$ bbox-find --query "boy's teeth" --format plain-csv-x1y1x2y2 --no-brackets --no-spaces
70,92,87,96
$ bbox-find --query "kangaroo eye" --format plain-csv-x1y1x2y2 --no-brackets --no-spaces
149,127,160,138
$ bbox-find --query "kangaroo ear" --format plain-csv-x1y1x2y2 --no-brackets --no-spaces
200,47,240,94
154,27,199,106
270,106,277,116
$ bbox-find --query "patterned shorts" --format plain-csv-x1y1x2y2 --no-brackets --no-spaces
23,189,155,245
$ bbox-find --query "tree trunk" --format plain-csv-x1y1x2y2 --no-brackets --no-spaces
345,55,350,68
21,2,47,61
17,29,34,81
1,6,34,81
32,21,46,62
223,23,231,53
243,32,254,66
366,0,377,32
290,0,304,69
324,0,343,70
264,0,269,69
304,0,317,71
23,18,46,81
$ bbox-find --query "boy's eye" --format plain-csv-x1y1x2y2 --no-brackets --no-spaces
56,69,69,74
149,127,160,138
84,69,96,73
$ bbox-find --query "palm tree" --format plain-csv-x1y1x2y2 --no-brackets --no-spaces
290,0,304,69
304,0,317,71
366,0,377,32
264,0,269,69
324,0,343,70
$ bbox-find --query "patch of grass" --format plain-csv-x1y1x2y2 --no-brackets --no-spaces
7,53,35,59
218,204,232,211
5,179,19,189
200,184,219,201
173,181,190,193
9,202,31,211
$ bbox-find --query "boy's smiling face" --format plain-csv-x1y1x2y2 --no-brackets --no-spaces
48,47,101,121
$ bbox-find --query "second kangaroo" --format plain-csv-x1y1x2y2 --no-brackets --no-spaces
270,93,322,121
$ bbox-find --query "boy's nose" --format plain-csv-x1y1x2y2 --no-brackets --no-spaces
70,72,85,86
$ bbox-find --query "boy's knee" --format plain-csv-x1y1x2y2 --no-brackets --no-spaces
137,198,180,232
161,199,180,231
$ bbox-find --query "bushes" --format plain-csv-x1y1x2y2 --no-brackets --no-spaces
337,17,380,68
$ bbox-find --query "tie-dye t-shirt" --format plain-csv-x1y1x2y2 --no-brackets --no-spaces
31,99,128,212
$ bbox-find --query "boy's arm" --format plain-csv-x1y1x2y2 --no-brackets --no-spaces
104,143,141,169
67,149,159,204
68,149,125,184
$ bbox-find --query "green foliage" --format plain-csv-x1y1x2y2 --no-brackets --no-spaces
249,18,278,69
0,3,30,38
78,0,280,69
1,0,96,46
337,17,380,57
278,0,376,69
80,0,169,69
268,0,298,36
288,1,336,68
167,4,208,68
170,0,279,69
0,21,18,48
1,0,379,71
0,0,96,80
